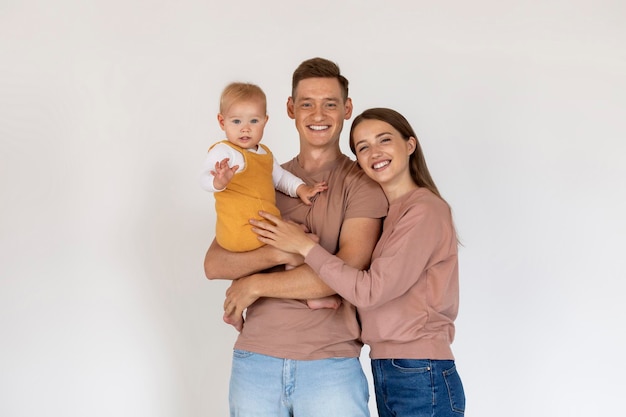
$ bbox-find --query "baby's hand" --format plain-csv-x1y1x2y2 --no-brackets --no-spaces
211,158,239,190
296,181,328,205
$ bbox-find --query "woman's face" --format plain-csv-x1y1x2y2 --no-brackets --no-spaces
352,119,416,195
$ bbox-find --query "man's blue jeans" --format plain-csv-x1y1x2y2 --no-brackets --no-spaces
229,350,370,417
371,359,465,417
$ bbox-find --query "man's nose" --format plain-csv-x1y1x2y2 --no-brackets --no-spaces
312,106,324,120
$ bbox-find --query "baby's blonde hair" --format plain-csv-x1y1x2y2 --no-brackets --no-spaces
220,82,267,114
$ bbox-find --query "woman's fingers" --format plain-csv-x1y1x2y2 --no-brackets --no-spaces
258,210,281,224
249,218,272,231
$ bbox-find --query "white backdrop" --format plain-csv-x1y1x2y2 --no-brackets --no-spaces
2,1,625,416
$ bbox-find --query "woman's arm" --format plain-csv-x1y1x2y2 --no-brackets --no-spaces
252,205,453,309
222,216,383,319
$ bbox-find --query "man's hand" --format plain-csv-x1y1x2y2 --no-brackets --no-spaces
223,275,260,332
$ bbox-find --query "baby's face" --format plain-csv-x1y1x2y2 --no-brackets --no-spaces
218,100,268,150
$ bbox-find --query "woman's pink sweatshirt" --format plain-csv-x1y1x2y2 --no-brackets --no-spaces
305,187,459,360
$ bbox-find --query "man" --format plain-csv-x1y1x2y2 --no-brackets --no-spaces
204,57,388,416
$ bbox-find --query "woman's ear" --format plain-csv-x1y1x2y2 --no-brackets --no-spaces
407,136,417,155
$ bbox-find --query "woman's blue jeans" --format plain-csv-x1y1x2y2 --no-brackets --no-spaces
371,359,465,417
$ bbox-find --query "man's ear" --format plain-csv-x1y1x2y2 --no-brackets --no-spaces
344,97,353,120
286,97,295,119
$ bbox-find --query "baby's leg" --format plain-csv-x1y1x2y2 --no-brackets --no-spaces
306,295,342,310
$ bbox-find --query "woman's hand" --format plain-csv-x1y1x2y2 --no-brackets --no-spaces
250,211,317,257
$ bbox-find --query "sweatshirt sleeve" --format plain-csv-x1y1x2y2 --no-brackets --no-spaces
199,143,245,192
272,157,305,198
305,199,454,310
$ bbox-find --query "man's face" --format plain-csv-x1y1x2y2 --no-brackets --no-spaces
287,77,353,148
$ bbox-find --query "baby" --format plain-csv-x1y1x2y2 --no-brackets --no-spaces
200,82,341,329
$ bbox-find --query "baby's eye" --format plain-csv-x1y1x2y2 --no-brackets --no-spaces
232,119,241,125
250,119,259,124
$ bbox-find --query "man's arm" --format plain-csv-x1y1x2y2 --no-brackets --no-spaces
204,238,303,280
223,217,382,316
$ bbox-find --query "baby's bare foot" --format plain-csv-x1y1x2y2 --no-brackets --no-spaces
306,295,342,310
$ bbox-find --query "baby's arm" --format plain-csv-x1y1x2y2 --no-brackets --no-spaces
272,157,327,205
211,158,239,190
200,143,244,192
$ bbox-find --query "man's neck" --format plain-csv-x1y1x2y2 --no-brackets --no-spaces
296,146,343,173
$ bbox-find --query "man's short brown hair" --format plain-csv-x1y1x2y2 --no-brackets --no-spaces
291,58,349,101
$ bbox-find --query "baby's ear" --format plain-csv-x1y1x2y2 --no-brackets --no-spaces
217,113,226,130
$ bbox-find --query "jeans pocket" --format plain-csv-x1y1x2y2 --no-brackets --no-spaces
390,359,431,373
443,364,465,413
232,349,255,359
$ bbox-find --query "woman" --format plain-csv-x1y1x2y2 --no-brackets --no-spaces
250,108,465,417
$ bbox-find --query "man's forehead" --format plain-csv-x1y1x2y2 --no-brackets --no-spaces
293,78,343,101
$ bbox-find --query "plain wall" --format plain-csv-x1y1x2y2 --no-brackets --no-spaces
1,1,625,416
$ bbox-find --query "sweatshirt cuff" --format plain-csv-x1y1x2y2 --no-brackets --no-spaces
304,244,333,275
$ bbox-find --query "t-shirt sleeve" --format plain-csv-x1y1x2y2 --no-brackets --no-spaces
344,171,388,220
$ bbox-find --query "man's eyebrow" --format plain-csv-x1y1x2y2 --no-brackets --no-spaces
296,96,340,102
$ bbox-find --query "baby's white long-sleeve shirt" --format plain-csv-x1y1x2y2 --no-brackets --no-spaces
200,142,304,197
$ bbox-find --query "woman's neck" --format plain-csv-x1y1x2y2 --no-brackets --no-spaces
382,180,419,203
